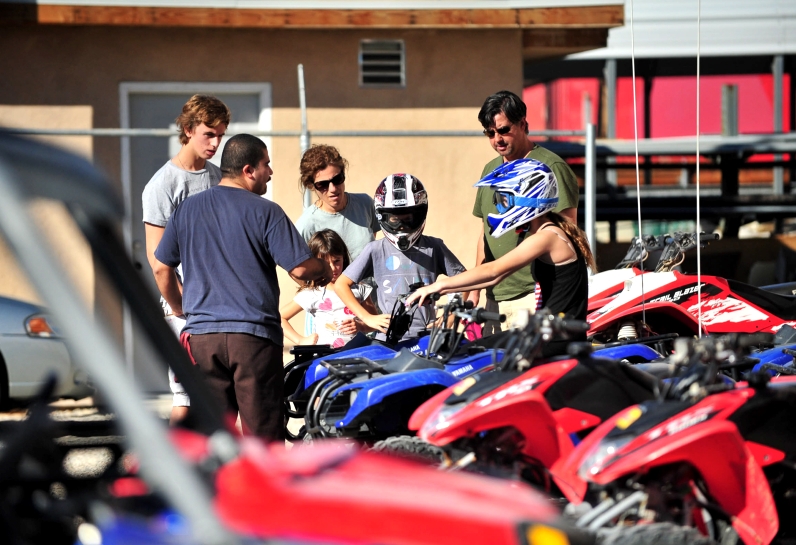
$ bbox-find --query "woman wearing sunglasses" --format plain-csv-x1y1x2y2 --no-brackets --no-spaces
295,144,380,260
407,158,596,357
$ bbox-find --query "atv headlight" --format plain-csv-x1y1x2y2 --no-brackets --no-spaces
577,435,634,480
421,403,465,436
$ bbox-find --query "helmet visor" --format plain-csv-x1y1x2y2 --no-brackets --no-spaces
377,204,428,235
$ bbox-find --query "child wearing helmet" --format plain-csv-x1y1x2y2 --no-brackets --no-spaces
335,173,466,341
407,158,596,356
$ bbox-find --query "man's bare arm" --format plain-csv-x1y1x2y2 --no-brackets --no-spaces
153,258,183,317
469,225,487,305
290,256,333,285
145,223,166,271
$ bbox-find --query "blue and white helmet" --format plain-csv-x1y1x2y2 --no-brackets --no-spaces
475,158,558,238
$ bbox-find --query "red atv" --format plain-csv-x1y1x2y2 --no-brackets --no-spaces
588,233,796,347
552,334,796,545
406,313,662,495
588,232,718,313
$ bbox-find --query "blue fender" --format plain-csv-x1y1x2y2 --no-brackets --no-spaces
751,343,796,375
303,344,399,391
302,335,473,392
444,349,504,378
592,343,661,362
396,335,431,355
332,349,504,428
333,368,460,428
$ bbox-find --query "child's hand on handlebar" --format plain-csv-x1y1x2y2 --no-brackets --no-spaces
362,314,391,334
406,283,441,307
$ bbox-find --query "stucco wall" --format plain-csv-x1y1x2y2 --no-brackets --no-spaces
0,24,523,352
0,106,94,308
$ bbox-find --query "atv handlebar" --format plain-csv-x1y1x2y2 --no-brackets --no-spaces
470,308,506,324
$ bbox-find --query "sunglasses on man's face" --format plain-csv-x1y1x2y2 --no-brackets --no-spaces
313,172,346,192
482,124,513,138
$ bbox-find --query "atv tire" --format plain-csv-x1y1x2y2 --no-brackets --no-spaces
597,523,717,545
370,435,445,465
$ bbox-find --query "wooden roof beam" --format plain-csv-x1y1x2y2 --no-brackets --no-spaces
522,27,610,60
0,4,624,29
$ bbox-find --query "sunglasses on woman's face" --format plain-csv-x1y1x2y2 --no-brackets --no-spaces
482,124,513,138
313,172,345,192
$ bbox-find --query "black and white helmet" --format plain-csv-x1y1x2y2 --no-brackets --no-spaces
374,173,428,251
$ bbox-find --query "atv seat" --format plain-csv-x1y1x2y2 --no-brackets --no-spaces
760,282,796,296
727,279,796,320
381,349,445,374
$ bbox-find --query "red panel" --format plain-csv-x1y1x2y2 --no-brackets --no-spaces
213,443,559,545
553,407,601,433
746,440,786,467
523,84,548,132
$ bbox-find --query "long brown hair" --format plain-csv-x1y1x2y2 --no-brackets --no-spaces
543,211,597,272
299,229,352,291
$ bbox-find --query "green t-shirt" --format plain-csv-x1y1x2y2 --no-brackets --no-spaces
472,145,579,301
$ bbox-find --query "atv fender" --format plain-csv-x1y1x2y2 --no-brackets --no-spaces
418,362,578,468
303,345,399,391
332,368,460,428
591,344,661,363
565,419,778,545
588,301,702,337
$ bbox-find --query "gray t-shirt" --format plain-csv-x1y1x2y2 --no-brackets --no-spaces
142,160,222,314
295,192,380,260
342,236,465,340
142,160,222,227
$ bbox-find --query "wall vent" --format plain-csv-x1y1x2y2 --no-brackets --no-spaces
359,40,405,88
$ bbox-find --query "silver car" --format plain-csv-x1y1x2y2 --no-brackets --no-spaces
0,294,92,404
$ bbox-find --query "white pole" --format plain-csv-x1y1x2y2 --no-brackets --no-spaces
585,122,597,263
298,64,312,208
773,55,784,195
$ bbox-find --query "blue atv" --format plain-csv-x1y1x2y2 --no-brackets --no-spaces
300,293,509,441
744,324,796,377
283,284,506,441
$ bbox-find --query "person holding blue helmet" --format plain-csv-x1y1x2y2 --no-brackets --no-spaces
407,158,595,356
472,90,580,332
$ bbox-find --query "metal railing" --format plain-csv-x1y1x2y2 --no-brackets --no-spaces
1,126,599,258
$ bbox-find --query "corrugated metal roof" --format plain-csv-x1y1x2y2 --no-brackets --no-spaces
0,0,621,8
569,0,796,59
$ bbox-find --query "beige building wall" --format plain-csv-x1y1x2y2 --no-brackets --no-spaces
0,25,524,342
0,106,95,309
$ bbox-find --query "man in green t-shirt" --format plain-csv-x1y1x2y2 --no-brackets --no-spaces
472,90,580,332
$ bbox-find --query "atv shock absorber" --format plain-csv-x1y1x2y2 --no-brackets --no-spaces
617,321,638,341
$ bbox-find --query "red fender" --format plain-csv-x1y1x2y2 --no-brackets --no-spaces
214,440,561,545
575,420,777,545
408,386,455,431
588,300,702,336
417,362,578,469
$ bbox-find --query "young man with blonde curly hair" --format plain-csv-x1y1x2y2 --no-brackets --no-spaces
142,94,231,424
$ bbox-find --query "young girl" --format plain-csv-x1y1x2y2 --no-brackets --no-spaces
407,158,596,356
281,229,376,348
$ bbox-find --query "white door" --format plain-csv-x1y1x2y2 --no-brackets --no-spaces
119,82,271,391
